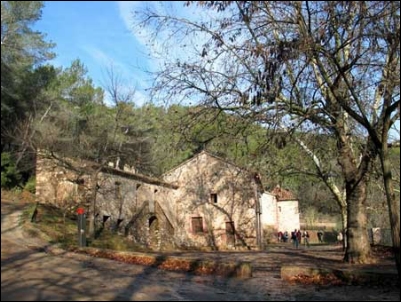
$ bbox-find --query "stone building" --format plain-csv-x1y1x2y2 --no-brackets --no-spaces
36,150,299,250
162,150,263,250
259,185,300,243
35,151,178,250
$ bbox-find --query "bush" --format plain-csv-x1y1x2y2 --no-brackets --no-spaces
1,152,21,189
24,176,36,193
91,229,148,252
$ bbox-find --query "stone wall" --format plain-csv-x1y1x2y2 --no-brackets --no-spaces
36,152,177,251
36,150,282,251
163,151,259,250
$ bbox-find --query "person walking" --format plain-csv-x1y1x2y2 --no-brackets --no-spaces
296,229,302,249
283,231,289,242
278,231,283,242
291,229,299,248
337,231,343,245
302,230,310,247
317,230,324,243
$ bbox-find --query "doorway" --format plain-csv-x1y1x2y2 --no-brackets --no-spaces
148,216,160,249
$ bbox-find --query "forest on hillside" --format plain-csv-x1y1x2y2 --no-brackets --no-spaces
1,2,400,265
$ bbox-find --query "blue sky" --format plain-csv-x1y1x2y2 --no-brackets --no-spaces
33,1,400,140
34,1,183,106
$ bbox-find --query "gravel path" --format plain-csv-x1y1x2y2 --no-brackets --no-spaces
1,201,399,301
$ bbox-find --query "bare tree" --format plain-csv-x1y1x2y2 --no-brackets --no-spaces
33,64,153,239
292,133,347,249
136,1,400,268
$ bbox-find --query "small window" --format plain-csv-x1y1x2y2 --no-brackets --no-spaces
103,215,110,223
115,181,121,199
192,217,203,233
77,179,85,193
278,206,281,212
210,193,218,203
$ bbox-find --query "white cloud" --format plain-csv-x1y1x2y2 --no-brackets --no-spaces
82,45,134,82
117,1,137,32
102,82,149,108
115,1,230,106
117,1,165,64
132,90,149,107
116,1,227,63
82,46,114,66
81,45,150,105
116,2,208,62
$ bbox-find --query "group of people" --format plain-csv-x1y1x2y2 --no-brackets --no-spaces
291,229,310,248
277,231,289,242
277,229,326,248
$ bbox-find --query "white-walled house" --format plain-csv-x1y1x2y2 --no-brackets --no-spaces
260,185,300,241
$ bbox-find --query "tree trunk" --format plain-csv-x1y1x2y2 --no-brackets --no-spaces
344,176,372,263
380,149,400,276
88,179,96,240
336,128,373,264
294,135,348,249
88,170,100,240
340,205,347,251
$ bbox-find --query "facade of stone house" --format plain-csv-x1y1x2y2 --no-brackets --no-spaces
162,150,263,250
93,168,178,250
36,150,298,250
35,152,178,250
259,185,300,242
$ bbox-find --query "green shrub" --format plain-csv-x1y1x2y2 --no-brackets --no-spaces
24,176,36,193
91,229,149,252
1,152,21,189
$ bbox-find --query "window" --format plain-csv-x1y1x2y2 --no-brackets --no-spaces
77,178,85,195
115,181,121,199
191,217,203,233
116,218,124,228
210,193,218,203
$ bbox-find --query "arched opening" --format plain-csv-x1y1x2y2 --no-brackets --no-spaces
148,216,159,249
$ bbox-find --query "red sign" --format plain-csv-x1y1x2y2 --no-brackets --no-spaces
76,207,85,215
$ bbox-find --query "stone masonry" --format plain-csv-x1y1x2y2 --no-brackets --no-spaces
36,150,300,250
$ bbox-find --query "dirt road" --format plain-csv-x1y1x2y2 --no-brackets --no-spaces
1,201,399,301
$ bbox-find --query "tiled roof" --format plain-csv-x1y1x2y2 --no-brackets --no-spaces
271,185,296,200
